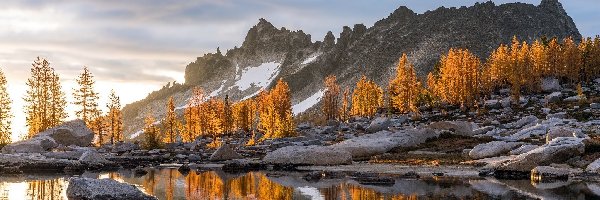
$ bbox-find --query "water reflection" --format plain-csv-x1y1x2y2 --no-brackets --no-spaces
0,169,599,199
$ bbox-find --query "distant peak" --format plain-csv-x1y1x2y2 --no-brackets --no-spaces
257,18,274,28
389,6,416,19
539,0,563,11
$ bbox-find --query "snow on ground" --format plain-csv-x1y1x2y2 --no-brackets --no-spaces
292,90,324,115
235,62,280,91
209,80,226,97
301,54,320,65
241,89,262,101
130,120,161,139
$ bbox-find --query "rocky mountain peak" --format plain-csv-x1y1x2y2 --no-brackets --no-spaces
539,0,562,10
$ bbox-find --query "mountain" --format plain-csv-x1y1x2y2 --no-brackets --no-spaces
122,0,580,139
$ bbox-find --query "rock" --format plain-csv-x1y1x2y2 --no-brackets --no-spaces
509,144,539,155
586,158,600,173
497,137,586,172
591,103,600,109
263,145,352,165
366,117,391,133
531,165,581,180
148,149,161,154
333,129,439,160
209,144,243,161
545,92,563,103
36,119,94,147
500,97,511,108
67,178,157,200
546,126,587,143
541,77,562,92
546,112,567,119
428,121,477,136
297,123,311,130
563,95,581,102
79,150,109,165
469,141,524,159
44,151,85,160
178,163,191,175
484,100,502,109
1,136,57,154
507,124,548,140
111,142,140,153
188,154,202,162
506,115,538,129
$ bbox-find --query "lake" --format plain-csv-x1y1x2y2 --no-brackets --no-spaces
0,168,598,199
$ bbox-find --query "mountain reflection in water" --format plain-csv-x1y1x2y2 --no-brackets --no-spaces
0,168,599,199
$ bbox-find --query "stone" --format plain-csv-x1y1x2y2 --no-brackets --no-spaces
541,77,562,92
333,129,439,160
563,95,582,102
79,150,110,165
497,137,586,172
209,144,243,161
507,124,548,140
509,144,539,155
546,112,567,119
531,165,581,180
428,121,477,136
506,115,538,129
366,117,391,133
1,136,57,154
546,126,587,143
545,92,563,103
111,142,140,153
263,145,352,165
469,141,524,159
188,154,202,162
484,100,501,109
586,158,600,173
36,119,94,147
591,103,600,109
67,178,157,200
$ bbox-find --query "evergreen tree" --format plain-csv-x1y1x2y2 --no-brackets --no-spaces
432,48,481,109
222,95,234,135
24,57,67,138
73,66,99,125
339,87,350,122
0,68,12,146
258,79,295,139
106,90,123,144
142,113,162,149
322,75,340,121
351,76,383,117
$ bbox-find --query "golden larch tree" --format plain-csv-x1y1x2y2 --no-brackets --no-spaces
322,75,341,121
389,53,422,114
351,76,383,117
142,113,162,149
73,66,99,125
339,87,350,122
562,37,581,82
106,90,123,144
0,68,12,146
433,48,481,108
23,57,67,138
222,95,234,135
258,79,295,139
163,96,179,143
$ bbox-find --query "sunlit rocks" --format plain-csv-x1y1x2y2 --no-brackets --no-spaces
67,178,157,200
36,119,94,147
1,136,57,154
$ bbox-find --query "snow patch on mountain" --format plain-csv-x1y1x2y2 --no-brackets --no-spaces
292,90,324,115
235,62,280,91
301,54,320,65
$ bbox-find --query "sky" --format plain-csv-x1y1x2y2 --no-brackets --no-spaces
0,0,598,140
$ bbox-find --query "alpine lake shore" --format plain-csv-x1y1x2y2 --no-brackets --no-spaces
5,78,600,199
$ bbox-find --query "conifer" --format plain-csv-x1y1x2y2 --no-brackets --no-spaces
0,68,12,146
73,67,99,125
106,90,123,144
322,75,340,121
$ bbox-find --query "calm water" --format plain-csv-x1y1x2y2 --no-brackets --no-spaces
0,168,599,200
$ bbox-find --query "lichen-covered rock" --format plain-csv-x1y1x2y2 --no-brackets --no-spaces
209,144,243,161
37,119,94,147
1,136,57,154
333,129,439,159
546,126,588,144
67,178,157,200
497,137,585,172
79,150,110,165
541,77,562,92
263,145,352,165
366,117,391,133
469,141,524,159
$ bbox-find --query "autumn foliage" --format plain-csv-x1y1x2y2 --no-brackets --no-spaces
351,76,383,117
389,53,422,114
322,75,341,121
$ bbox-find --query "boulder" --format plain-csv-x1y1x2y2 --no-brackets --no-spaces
428,121,477,136
67,178,157,200
209,144,243,161
545,92,563,104
111,142,140,153
507,124,548,140
79,150,110,165
586,157,600,173
531,165,581,180
563,95,582,102
591,103,600,109
366,117,391,133
333,129,439,159
506,115,538,129
36,119,94,147
546,127,587,144
1,136,57,154
509,144,539,155
469,141,524,159
497,137,585,172
263,145,352,165
484,100,501,109
541,77,562,92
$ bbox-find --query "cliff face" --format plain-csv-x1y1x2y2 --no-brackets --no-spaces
122,0,580,139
